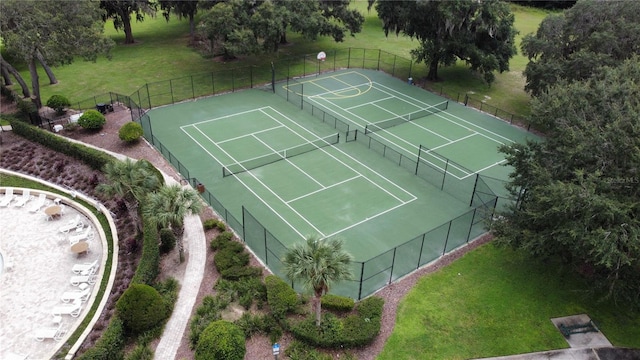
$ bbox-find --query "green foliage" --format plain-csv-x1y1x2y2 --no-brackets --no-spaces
214,242,249,271
142,184,202,231
124,344,153,360
46,94,71,115
118,121,144,142
116,283,168,335
220,265,262,281
210,231,234,251
195,320,246,360
285,340,334,360
76,317,125,360
131,218,159,285
203,218,227,231
137,159,165,188
78,109,106,130
8,118,115,170
189,295,227,349
159,228,176,254
265,275,299,320
321,294,355,312
16,98,37,116
289,297,383,349
234,312,264,338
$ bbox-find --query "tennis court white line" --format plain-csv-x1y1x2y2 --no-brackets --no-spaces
369,101,453,142
187,123,327,237
426,133,477,152
372,81,513,145
323,201,409,240
460,160,507,180
262,107,416,204
344,95,395,111
251,134,325,188
179,106,272,128
285,175,361,204
308,81,373,97
217,125,284,145
179,125,309,239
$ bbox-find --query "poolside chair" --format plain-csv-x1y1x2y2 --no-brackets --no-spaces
59,215,82,233
52,299,83,317
0,188,15,207
69,228,93,244
60,287,91,303
28,193,48,213
71,259,99,275
70,274,97,286
34,323,67,341
13,189,33,207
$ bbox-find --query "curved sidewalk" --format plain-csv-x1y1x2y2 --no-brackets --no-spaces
154,190,207,359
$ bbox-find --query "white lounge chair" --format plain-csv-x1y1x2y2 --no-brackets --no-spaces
52,300,83,317
0,188,15,207
13,189,33,207
69,228,93,244
61,287,91,303
59,216,82,233
34,324,67,341
70,274,97,286
71,259,99,275
28,193,48,213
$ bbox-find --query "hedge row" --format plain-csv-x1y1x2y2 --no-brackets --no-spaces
265,275,300,320
321,294,355,312
288,296,384,349
8,118,115,170
211,232,262,280
76,317,125,360
131,218,160,285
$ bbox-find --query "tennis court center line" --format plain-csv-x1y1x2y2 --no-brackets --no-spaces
373,82,513,145
216,125,284,145
285,175,361,204
250,134,325,188
180,124,323,238
181,106,273,128
260,107,416,205
344,95,395,111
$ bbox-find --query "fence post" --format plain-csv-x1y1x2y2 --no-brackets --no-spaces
464,94,469,106
416,234,426,269
241,206,246,240
389,248,397,284
441,159,449,190
357,262,365,300
170,79,174,104
466,208,477,243
362,48,366,69
333,49,337,71
470,174,480,206
250,66,254,88
264,228,268,265
392,55,397,77
347,48,351,68
191,75,195,99
415,145,422,175
442,221,453,255
211,73,215,95
377,49,381,70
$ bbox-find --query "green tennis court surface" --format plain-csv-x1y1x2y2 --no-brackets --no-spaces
144,68,539,298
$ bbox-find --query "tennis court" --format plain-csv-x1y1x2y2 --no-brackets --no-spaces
143,68,537,298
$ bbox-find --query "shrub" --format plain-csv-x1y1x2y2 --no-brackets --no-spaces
137,159,165,187
76,317,125,360
46,94,71,115
159,228,176,254
203,218,219,230
78,109,106,130
124,344,153,360
116,283,168,335
131,218,159,285
210,231,234,251
265,275,299,320
234,312,264,337
195,320,246,360
220,265,262,280
119,121,144,142
321,294,355,312
189,295,226,348
285,340,333,360
213,242,248,272
17,99,37,116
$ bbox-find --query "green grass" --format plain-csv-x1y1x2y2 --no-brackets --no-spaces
6,2,547,119
377,244,640,360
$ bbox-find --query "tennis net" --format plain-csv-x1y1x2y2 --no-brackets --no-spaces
222,133,340,177
364,100,449,134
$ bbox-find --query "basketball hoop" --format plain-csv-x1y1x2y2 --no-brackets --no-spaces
317,51,326,62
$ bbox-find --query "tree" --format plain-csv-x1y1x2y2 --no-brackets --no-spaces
159,0,200,41
283,235,353,326
96,158,162,229
0,0,114,108
197,0,364,58
522,0,640,96
116,283,168,335
100,0,156,45
371,0,517,84
494,58,640,307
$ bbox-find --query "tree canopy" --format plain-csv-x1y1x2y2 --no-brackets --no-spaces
521,0,640,96
197,0,364,59
0,0,113,107
494,58,640,307
100,0,156,44
371,0,517,83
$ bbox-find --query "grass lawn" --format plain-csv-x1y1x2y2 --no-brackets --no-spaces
377,243,640,360
6,2,546,119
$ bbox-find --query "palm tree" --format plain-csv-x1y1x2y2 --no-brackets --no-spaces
96,158,162,228
283,235,353,326
142,184,203,260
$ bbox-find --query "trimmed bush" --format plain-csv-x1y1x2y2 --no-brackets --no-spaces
321,294,355,312
76,317,125,360
119,121,144,142
46,94,71,115
78,109,106,130
131,218,159,285
8,118,115,170
203,218,219,230
116,283,168,335
195,320,246,360
210,231,234,251
213,242,248,272
265,275,299,320
220,265,262,280
159,228,176,254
